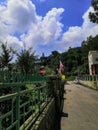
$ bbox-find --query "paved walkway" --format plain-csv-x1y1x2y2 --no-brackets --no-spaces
60,81,98,130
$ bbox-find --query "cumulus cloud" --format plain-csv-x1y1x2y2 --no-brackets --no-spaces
61,26,83,49
21,8,64,49
82,7,98,37
6,35,23,50
0,0,40,50
0,0,64,55
60,6,98,51
7,0,39,32
0,0,98,56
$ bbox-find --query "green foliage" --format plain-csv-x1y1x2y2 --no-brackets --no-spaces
45,66,55,75
16,47,37,74
45,51,61,72
67,76,75,81
44,35,98,77
89,0,98,24
0,42,13,70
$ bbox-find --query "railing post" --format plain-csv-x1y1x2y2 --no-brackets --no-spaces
0,116,2,130
95,75,98,90
38,88,40,113
16,85,20,130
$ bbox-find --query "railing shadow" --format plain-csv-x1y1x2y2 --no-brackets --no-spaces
49,76,68,130
54,94,68,130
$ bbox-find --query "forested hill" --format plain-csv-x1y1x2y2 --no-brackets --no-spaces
43,34,98,76
43,0,98,76
61,35,98,76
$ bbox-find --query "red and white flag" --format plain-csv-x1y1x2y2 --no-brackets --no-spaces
59,60,64,71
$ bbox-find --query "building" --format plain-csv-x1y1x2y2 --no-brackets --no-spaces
88,51,98,75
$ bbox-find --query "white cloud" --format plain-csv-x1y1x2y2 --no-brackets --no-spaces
0,0,64,55
6,35,23,50
60,7,98,51
7,0,39,32
82,7,98,37
21,8,64,49
0,0,40,51
0,0,98,56
61,26,83,49
41,8,64,42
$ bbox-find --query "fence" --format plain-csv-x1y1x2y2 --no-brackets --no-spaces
79,75,98,90
0,70,62,130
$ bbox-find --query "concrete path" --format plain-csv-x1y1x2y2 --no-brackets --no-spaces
60,81,98,130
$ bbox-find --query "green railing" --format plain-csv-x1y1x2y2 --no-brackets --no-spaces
79,74,98,90
0,70,54,130
80,75,98,81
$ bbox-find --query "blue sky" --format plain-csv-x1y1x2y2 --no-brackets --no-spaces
0,0,98,57
33,0,91,27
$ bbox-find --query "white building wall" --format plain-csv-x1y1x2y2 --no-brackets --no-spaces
88,51,98,75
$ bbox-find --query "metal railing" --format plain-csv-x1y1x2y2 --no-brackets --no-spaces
80,75,98,81
0,70,54,130
79,74,98,90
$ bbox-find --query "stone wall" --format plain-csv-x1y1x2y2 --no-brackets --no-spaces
31,98,58,130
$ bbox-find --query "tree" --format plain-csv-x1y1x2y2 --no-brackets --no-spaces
89,0,98,24
48,51,60,70
0,42,13,69
16,47,36,74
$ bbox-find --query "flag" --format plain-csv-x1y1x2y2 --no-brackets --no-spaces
59,60,64,71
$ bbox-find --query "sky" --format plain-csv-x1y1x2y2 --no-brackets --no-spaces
0,0,98,57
